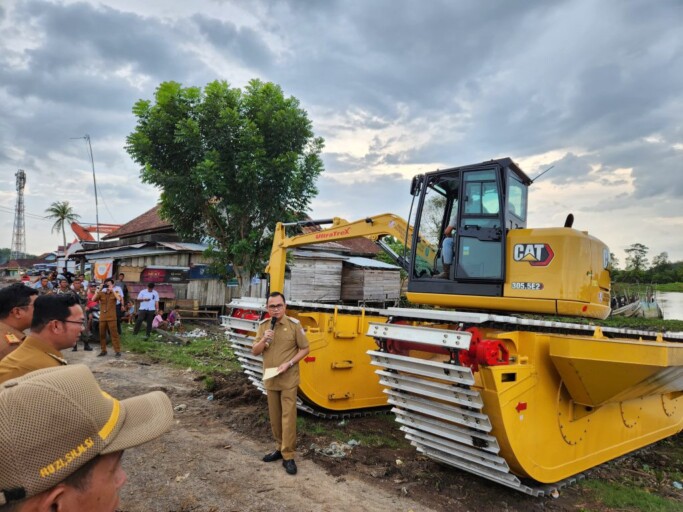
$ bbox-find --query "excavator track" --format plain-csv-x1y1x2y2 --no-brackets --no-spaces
224,300,683,493
366,307,683,495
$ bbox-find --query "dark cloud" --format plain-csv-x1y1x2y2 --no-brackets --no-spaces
0,0,681,259
192,14,274,70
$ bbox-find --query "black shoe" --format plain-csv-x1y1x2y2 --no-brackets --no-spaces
84,344,93,351
282,459,297,475
115,352,121,358
97,351,107,357
144,335,150,340
262,450,282,463
72,346,78,352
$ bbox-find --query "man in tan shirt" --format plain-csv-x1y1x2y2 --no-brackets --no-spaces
93,278,123,357
252,292,309,475
0,294,84,384
0,283,38,360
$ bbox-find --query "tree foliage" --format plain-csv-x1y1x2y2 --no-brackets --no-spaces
126,79,324,291
612,245,683,284
45,201,80,268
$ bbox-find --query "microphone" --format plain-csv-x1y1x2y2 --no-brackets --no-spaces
270,316,277,330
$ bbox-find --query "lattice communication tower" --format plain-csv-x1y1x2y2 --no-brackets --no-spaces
11,169,26,260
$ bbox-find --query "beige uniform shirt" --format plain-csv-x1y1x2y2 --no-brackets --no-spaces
0,322,26,361
0,335,67,384
94,290,121,321
255,315,309,391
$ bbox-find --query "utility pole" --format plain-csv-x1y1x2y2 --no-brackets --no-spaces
72,134,101,247
11,169,26,260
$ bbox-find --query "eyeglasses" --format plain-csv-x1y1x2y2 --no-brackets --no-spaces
267,304,284,310
62,320,85,326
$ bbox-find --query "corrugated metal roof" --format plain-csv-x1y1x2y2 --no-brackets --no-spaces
157,242,209,252
85,242,208,261
86,247,172,261
289,251,399,269
344,256,400,270
82,243,147,255
291,250,348,260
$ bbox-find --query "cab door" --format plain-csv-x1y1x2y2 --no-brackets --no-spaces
454,169,505,284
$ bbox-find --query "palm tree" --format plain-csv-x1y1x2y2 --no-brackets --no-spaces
45,201,80,269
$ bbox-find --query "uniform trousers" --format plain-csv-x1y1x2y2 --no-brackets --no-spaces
266,386,298,460
99,318,121,353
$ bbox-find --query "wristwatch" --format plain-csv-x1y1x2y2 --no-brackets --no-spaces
289,361,294,368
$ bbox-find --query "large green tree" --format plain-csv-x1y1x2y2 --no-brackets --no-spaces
45,201,80,269
126,80,324,292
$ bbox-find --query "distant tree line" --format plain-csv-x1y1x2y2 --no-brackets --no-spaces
610,243,683,283
0,248,39,265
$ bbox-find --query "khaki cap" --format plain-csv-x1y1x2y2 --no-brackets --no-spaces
0,364,173,505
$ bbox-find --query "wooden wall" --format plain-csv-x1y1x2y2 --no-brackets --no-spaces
341,267,400,302
289,259,342,302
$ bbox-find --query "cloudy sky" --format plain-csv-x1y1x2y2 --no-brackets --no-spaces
1,0,681,266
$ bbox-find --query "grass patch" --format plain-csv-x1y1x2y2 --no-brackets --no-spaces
119,325,239,377
656,283,683,293
582,480,680,512
524,313,683,333
297,414,407,449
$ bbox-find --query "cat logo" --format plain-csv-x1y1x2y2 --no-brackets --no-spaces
513,243,554,267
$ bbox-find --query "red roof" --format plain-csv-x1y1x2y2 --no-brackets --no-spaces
103,205,173,240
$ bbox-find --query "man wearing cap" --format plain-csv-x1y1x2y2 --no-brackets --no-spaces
0,294,83,384
0,364,173,511
0,284,38,361
93,279,123,358
134,282,159,340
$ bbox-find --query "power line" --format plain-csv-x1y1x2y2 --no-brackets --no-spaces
0,205,50,221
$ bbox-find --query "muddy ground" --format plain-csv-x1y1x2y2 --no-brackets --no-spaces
67,340,683,512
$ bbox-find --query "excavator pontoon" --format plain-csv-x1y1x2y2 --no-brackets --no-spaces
223,157,683,495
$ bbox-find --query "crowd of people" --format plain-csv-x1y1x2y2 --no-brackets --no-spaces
0,275,309,509
17,268,182,357
0,282,174,511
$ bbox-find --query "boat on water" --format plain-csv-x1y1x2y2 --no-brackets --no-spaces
610,285,663,319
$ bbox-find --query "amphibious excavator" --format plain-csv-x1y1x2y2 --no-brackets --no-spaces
223,157,683,495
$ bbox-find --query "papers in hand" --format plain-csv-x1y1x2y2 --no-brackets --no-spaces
263,367,281,381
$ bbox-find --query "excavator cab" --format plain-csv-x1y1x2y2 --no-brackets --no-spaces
407,157,610,318
409,158,530,296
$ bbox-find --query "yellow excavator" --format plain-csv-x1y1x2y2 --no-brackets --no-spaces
223,157,683,495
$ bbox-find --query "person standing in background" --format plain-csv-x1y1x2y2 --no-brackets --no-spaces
70,279,93,352
93,279,122,358
0,284,38,360
134,283,159,340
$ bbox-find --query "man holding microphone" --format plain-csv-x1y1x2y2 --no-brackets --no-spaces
252,292,309,475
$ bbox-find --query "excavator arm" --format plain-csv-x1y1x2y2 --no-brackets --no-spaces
266,213,436,292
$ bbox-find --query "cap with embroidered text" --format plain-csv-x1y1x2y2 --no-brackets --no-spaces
0,364,173,505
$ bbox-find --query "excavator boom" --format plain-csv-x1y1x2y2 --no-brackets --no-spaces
266,213,436,293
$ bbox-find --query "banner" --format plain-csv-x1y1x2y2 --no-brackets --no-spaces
93,260,113,282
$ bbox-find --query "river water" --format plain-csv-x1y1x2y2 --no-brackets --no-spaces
658,291,683,321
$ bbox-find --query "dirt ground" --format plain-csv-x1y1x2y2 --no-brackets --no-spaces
67,341,683,512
